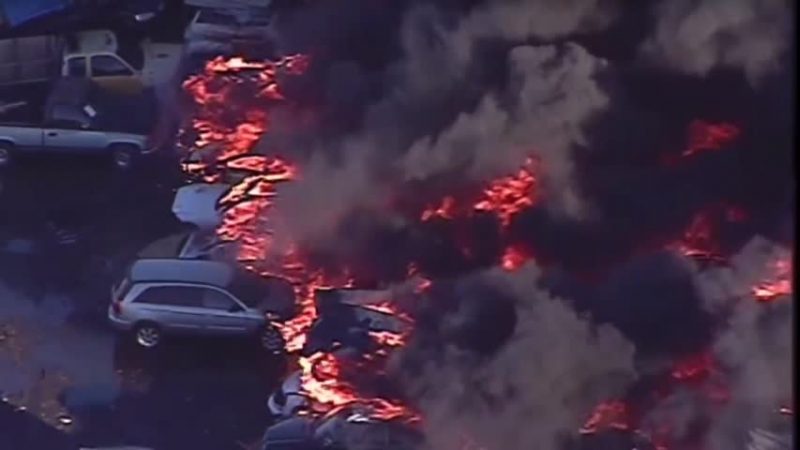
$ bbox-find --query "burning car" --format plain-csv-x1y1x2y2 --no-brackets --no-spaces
302,288,414,357
259,406,422,450
267,370,307,418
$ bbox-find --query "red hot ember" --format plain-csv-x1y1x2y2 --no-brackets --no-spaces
662,120,740,166
751,258,792,303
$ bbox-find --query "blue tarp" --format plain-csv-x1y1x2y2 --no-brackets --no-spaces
2,0,70,27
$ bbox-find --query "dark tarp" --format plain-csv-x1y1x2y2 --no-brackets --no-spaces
2,0,70,27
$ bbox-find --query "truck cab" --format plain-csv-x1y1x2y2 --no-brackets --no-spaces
62,30,180,95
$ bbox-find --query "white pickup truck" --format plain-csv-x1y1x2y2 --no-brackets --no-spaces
0,77,155,168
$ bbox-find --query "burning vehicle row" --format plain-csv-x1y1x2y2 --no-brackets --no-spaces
0,0,776,448
120,44,793,450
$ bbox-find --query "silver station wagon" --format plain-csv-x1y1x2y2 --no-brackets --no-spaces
108,258,296,353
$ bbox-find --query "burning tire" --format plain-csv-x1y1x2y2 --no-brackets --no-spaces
133,322,162,349
259,325,286,355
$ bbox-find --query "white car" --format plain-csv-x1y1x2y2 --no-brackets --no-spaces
171,182,229,231
184,3,278,57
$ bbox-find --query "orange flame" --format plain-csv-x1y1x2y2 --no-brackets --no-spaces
182,54,308,167
421,196,457,221
419,157,539,229
473,157,538,226
662,120,740,166
683,121,740,158
672,211,723,261
579,400,631,434
752,258,792,303
182,55,422,425
670,352,713,382
501,246,529,271
298,352,420,422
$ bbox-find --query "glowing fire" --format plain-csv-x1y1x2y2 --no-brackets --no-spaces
419,157,539,228
181,54,423,427
501,246,528,271
579,400,631,434
751,258,792,303
672,211,724,262
273,272,355,353
368,330,407,347
421,196,457,221
181,54,308,170
473,157,538,226
683,121,740,158
670,352,713,382
298,352,420,422
669,204,748,263
662,120,740,165
581,351,732,447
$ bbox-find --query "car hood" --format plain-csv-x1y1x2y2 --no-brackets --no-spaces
171,183,229,230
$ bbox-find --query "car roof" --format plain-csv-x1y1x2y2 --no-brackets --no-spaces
128,258,234,287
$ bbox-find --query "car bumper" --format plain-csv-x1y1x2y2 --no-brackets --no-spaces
267,393,282,417
108,307,134,331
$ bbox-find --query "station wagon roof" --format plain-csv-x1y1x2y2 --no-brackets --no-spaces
129,258,234,287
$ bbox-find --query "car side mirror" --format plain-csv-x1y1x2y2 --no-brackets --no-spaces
228,304,243,313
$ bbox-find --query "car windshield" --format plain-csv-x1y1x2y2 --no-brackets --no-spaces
137,232,190,258
227,270,292,308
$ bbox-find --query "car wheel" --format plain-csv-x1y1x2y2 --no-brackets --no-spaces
0,144,13,167
260,326,286,354
133,322,161,348
111,145,136,170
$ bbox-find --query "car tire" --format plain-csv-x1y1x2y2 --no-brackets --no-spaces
110,144,137,170
0,143,13,168
259,325,286,355
133,322,162,349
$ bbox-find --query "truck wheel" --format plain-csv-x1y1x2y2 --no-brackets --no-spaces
0,143,13,167
110,145,136,170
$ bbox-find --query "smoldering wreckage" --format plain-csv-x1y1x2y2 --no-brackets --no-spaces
0,0,795,449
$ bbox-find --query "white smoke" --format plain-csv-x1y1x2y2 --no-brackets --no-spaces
641,0,792,85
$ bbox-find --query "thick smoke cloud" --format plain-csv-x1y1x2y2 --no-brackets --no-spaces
640,237,793,448
641,0,792,85
393,264,636,450
698,237,793,448
270,0,617,248
249,2,794,445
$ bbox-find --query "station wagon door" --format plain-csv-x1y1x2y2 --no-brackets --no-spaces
199,287,259,334
132,285,209,332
